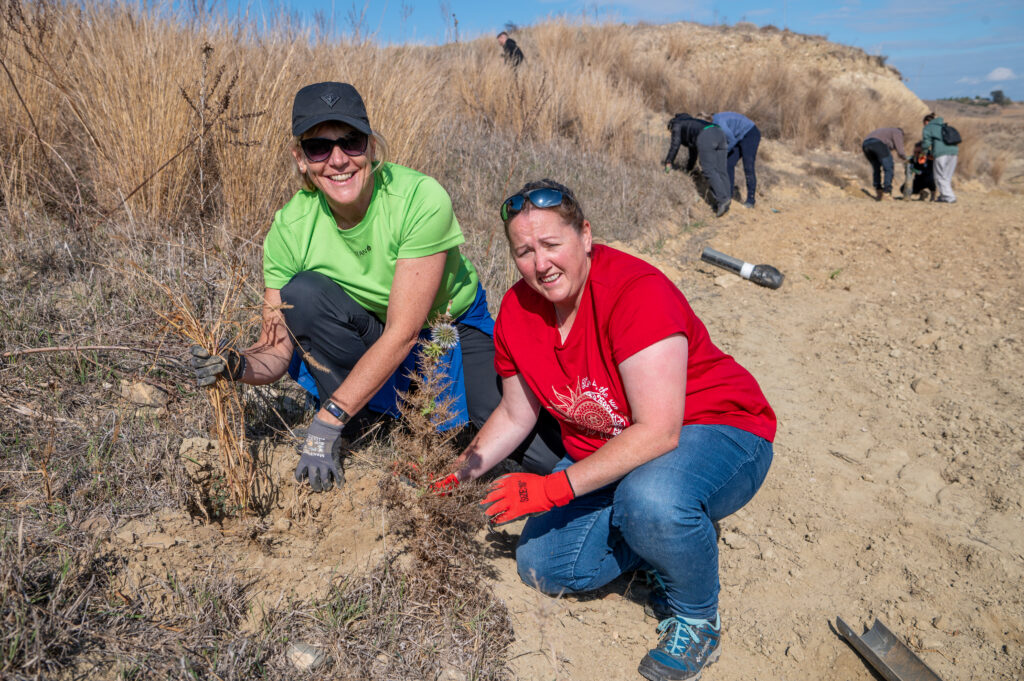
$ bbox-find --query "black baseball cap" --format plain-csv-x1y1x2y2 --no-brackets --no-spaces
292,82,372,137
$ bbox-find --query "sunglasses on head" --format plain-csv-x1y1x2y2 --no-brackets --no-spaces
500,188,568,221
300,132,369,163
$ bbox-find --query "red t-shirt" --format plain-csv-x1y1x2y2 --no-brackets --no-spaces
494,245,776,461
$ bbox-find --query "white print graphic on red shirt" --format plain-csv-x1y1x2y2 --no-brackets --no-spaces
551,377,630,437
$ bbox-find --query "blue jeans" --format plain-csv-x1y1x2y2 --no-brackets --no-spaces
726,126,761,205
515,424,773,621
862,138,894,192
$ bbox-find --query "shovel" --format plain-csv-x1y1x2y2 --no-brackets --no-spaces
835,617,944,681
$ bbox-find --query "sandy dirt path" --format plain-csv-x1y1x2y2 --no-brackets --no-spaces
494,186,1024,680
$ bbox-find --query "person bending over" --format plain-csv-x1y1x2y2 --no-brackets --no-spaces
861,126,907,200
663,113,732,217
710,111,761,208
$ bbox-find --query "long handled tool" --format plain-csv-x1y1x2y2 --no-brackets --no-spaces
835,617,944,681
700,247,784,289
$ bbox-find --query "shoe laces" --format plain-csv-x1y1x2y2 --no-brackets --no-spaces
656,617,701,656
645,569,668,594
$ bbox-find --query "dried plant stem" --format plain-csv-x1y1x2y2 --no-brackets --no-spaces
127,262,271,517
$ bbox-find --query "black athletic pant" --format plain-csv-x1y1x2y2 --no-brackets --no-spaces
696,127,732,209
862,138,894,192
280,271,564,474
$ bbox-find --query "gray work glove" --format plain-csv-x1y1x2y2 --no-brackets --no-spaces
190,344,246,387
294,416,346,492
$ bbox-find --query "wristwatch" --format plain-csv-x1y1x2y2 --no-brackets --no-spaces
323,399,352,425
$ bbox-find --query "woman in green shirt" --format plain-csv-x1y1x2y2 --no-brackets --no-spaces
191,82,561,491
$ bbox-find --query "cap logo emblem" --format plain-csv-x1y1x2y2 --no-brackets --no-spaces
320,93,340,107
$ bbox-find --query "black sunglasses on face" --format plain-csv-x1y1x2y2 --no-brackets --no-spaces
500,188,567,221
300,132,369,162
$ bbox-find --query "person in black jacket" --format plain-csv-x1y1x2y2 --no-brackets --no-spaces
663,113,731,217
906,141,937,200
497,32,524,68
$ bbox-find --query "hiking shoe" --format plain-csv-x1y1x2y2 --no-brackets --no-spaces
642,570,673,621
937,196,957,203
715,201,730,217
741,201,755,209
638,614,722,681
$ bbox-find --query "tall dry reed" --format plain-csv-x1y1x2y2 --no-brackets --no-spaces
0,0,1004,243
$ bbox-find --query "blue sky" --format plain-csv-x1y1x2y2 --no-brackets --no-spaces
242,0,1024,101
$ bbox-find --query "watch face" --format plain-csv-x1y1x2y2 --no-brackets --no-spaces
326,400,350,423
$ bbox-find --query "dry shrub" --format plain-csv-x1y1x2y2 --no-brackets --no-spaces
52,3,202,220
988,151,1010,185
949,119,1005,181
136,261,273,518
361,320,514,678
0,0,93,223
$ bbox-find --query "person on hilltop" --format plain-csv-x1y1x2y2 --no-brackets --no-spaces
190,82,562,492
861,126,907,200
922,112,958,203
663,113,732,217
497,31,524,68
703,111,761,209
435,180,776,681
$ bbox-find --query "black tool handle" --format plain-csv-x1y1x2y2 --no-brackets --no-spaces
700,247,743,274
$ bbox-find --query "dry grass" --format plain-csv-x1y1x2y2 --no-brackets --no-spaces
5,1,992,248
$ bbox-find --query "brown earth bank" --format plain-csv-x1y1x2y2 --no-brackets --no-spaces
101,180,1024,680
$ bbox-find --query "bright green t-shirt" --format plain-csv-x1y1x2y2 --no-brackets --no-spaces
263,163,479,324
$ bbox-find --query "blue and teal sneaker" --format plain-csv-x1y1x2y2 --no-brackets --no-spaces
638,613,722,681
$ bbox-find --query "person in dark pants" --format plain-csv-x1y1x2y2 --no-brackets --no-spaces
907,141,937,200
663,113,731,217
861,127,907,200
190,81,563,493
709,112,760,208
497,31,524,68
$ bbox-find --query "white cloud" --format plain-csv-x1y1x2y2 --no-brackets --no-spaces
956,76,981,85
985,67,1018,81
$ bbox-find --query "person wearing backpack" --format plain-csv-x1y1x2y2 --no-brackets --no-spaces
921,112,959,203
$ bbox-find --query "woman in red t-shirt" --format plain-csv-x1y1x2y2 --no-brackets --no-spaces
440,179,775,681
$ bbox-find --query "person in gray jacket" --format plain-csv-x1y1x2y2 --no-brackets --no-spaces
922,113,958,203
663,113,731,217
861,127,907,200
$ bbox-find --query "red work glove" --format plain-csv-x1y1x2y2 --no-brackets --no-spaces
429,473,460,496
480,471,575,526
